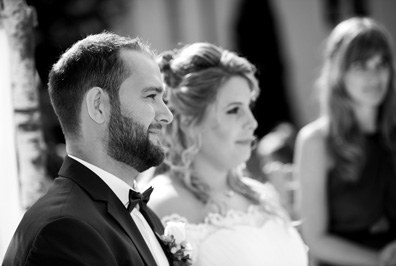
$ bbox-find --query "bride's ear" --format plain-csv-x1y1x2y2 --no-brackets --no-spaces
180,116,193,128
179,116,198,138
179,116,201,146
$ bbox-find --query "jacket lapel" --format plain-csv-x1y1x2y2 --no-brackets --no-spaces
139,204,164,234
140,202,174,265
58,156,158,266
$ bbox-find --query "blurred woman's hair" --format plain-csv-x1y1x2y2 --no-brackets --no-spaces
156,42,265,206
316,16,396,181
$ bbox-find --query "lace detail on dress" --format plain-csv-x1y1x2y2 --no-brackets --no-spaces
161,180,288,242
160,180,308,266
204,205,271,227
161,205,286,264
162,205,274,227
161,205,277,244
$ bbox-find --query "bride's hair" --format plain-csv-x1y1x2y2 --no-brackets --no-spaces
156,42,263,205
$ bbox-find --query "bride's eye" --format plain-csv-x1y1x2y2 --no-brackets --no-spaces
227,107,239,114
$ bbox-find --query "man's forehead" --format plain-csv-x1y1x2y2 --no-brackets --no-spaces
119,50,162,85
120,49,155,69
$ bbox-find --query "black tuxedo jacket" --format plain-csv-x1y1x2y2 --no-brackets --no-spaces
2,156,170,266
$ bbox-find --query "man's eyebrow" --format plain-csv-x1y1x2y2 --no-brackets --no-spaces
142,86,165,94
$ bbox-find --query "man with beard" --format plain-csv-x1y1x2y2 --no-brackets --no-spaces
2,32,174,266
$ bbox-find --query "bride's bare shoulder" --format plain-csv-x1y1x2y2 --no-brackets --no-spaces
146,174,204,222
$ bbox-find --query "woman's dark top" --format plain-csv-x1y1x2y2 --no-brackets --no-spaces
319,133,396,266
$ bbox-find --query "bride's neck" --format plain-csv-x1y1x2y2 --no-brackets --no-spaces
192,157,229,191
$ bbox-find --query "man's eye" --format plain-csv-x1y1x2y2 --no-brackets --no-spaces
147,94,156,99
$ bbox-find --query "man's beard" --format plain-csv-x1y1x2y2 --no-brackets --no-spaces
107,105,165,172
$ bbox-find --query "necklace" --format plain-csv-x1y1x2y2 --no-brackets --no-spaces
224,190,235,197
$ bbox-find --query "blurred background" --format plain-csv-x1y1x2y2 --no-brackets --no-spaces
26,0,396,178
26,0,396,144
1,0,396,262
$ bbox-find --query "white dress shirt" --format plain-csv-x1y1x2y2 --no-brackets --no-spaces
68,155,169,266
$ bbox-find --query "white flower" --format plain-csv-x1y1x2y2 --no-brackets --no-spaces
164,221,187,245
158,221,192,266
182,242,193,258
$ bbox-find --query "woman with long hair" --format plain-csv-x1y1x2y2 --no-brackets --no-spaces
294,17,396,266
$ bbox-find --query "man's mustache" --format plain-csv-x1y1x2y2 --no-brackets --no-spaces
148,123,163,132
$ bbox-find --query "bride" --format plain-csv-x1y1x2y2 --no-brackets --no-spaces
144,42,308,266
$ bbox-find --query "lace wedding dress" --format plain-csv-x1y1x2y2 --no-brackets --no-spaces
162,205,309,266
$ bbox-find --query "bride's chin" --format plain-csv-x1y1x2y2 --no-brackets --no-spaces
229,156,250,169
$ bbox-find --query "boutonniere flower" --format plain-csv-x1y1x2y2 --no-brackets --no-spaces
158,221,193,266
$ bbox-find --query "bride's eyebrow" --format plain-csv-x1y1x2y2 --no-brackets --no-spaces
224,102,243,108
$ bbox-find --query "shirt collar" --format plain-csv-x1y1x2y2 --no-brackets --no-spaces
68,154,136,208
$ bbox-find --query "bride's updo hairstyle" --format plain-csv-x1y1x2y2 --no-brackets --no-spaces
157,42,262,205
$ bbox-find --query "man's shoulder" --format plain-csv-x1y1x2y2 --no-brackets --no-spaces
27,177,110,224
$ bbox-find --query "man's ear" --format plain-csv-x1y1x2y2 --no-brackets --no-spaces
85,87,110,124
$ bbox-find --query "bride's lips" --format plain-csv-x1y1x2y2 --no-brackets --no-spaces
236,138,255,145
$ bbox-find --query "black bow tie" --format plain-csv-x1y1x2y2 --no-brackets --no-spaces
127,186,154,212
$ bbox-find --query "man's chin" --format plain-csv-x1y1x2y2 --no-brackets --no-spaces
150,149,165,167
134,153,164,172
